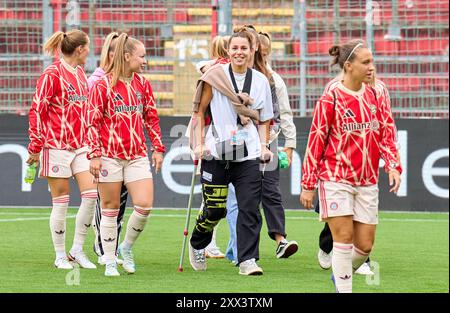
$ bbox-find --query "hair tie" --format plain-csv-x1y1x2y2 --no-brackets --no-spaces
63,33,67,38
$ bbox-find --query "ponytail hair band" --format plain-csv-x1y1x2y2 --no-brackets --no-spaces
344,43,363,63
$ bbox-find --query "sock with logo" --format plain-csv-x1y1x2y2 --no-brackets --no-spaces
100,209,119,264
122,206,151,250
352,245,370,271
71,189,97,253
50,195,70,257
332,242,353,293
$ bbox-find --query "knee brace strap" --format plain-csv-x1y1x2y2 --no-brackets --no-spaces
202,184,228,210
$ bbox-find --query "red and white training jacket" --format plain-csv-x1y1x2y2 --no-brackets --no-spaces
86,72,165,160
301,81,402,191
28,59,89,154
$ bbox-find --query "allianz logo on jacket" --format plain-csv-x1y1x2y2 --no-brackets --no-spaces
114,104,143,114
342,120,379,132
67,83,87,102
68,94,87,102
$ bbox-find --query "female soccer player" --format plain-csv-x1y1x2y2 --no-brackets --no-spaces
87,31,126,266
316,70,401,276
300,39,401,293
188,30,273,275
27,29,97,270
86,34,165,276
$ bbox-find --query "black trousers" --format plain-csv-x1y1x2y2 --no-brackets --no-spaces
94,184,128,256
261,142,286,240
190,158,263,263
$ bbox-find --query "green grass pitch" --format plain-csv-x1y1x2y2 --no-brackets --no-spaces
0,208,448,293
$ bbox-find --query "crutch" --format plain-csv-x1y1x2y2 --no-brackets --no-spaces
178,159,199,272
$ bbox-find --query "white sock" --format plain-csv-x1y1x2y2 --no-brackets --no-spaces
50,195,70,256
352,246,370,271
100,209,119,264
71,189,97,252
56,251,67,259
206,224,220,250
332,242,353,293
123,206,151,249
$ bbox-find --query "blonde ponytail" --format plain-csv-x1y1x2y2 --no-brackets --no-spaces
100,32,119,69
106,33,141,87
43,31,65,56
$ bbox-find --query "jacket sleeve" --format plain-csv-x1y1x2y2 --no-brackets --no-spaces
28,73,55,154
377,87,402,174
143,80,165,153
85,79,106,160
301,92,335,191
274,73,297,148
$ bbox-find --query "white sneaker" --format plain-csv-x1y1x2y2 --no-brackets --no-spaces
355,262,374,275
68,250,97,269
239,258,263,276
189,243,206,271
98,255,124,266
54,257,73,270
205,247,225,259
116,257,124,265
318,249,332,269
118,244,135,274
104,262,120,277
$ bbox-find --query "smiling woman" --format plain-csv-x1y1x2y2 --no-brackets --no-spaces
86,33,166,277
227,32,252,72
188,29,274,276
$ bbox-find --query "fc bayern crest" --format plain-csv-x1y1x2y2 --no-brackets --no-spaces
371,119,380,130
101,169,108,177
52,165,59,173
330,202,339,210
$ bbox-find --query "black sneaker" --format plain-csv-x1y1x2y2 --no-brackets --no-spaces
276,240,299,259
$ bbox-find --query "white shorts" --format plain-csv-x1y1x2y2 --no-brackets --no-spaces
318,180,379,225
39,146,90,178
99,156,152,184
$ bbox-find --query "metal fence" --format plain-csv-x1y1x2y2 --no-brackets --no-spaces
0,0,448,118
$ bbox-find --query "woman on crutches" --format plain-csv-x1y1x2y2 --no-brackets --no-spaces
188,30,273,276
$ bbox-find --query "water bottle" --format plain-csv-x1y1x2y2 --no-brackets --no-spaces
24,163,37,184
278,150,289,169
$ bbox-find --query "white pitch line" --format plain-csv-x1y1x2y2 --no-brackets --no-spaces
0,213,447,223
0,215,77,222
0,212,51,215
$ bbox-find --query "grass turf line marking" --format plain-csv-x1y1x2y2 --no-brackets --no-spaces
0,213,447,223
